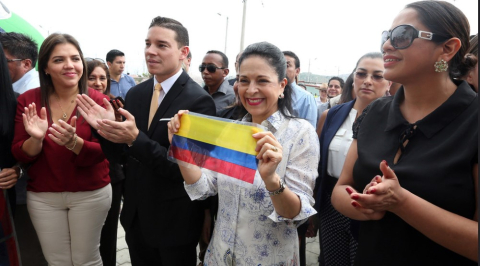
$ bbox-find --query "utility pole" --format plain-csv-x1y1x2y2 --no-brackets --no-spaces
225,17,229,54
240,0,247,51
218,13,229,54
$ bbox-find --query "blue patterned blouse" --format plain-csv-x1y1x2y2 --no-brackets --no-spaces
184,111,319,265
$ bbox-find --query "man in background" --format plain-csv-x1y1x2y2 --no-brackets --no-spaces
0,32,39,94
106,49,136,99
283,51,318,128
200,50,235,114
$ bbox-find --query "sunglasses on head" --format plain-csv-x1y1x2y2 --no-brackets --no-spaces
199,64,226,73
381,24,450,51
85,57,106,64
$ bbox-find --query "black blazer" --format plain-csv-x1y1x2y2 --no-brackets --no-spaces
313,99,355,212
103,71,216,248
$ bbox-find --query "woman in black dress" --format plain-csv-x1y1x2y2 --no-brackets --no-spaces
332,1,477,265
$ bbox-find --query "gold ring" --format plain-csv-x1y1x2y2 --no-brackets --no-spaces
271,145,278,152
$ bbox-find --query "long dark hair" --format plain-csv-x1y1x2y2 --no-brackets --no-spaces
238,42,294,119
0,41,16,137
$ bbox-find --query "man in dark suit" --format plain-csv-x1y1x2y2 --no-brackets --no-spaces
77,16,215,266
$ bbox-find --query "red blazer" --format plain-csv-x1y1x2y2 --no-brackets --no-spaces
12,88,110,192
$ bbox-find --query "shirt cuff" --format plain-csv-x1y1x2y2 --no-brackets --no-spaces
268,193,317,223
184,172,212,201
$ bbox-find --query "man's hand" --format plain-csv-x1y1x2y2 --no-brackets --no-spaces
96,108,139,144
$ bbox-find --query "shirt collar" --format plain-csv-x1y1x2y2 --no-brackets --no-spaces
204,79,230,95
154,68,183,94
242,110,285,133
385,80,477,138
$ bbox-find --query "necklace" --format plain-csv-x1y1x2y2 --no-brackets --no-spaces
54,94,75,120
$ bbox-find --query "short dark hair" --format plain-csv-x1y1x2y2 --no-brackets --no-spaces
239,42,294,119
207,50,228,68
106,49,125,64
406,1,470,80
149,16,189,47
87,60,111,96
282,51,300,69
0,32,38,68
328,76,345,89
187,51,192,59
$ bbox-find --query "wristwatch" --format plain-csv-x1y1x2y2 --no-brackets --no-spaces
268,179,286,196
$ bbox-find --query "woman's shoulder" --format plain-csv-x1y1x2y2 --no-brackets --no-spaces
17,87,41,102
87,88,109,103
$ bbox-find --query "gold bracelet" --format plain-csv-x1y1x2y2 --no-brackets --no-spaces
66,134,78,151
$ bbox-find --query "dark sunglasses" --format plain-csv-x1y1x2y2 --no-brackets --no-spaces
85,57,106,64
354,72,385,82
381,24,450,51
199,64,226,73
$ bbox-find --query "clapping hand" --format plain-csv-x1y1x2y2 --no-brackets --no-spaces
22,103,48,141
76,94,115,129
48,116,77,147
346,160,406,219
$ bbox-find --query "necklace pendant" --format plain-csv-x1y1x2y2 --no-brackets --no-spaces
62,113,67,119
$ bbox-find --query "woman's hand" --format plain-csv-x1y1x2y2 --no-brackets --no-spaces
48,116,77,147
252,131,283,189
76,94,115,129
111,99,124,122
349,160,408,215
22,103,48,141
0,168,19,189
167,110,189,144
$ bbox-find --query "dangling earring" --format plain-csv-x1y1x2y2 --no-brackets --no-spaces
434,59,448,73
279,93,284,99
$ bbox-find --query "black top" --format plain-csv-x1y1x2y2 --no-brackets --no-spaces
352,80,477,265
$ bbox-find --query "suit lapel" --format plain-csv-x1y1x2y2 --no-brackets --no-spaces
147,72,188,137
134,79,154,133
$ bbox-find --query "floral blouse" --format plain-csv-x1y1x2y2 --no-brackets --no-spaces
185,111,319,266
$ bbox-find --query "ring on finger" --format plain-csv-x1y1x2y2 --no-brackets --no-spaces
270,144,278,152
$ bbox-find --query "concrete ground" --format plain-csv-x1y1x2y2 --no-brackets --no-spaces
116,221,321,266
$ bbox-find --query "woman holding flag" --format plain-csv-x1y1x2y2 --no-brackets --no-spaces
168,42,319,265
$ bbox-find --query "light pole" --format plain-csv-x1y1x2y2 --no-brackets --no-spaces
217,13,229,54
240,0,247,51
308,58,317,83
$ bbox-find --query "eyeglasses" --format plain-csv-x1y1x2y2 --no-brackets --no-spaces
199,64,226,73
6,59,24,63
354,72,385,82
381,24,450,50
85,57,106,64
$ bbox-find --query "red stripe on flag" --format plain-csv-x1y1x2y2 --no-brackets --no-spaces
171,145,256,184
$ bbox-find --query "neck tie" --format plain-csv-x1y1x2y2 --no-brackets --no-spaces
148,83,162,129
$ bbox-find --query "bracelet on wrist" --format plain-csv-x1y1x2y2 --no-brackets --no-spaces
267,179,286,196
66,134,78,151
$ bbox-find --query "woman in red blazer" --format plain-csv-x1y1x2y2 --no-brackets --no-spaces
11,33,111,266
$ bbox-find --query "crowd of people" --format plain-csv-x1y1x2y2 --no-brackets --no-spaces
0,0,478,265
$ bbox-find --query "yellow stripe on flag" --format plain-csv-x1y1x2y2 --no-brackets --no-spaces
176,113,262,155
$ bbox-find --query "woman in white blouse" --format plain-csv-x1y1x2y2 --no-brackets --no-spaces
314,52,391,265
168,42,319,265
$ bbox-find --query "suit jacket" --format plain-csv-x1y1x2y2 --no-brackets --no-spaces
103,71,216,248
314,99,355,211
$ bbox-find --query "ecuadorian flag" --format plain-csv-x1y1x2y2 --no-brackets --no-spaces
169,112,264,184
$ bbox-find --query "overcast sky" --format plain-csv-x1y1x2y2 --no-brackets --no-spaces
2,0,478,80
